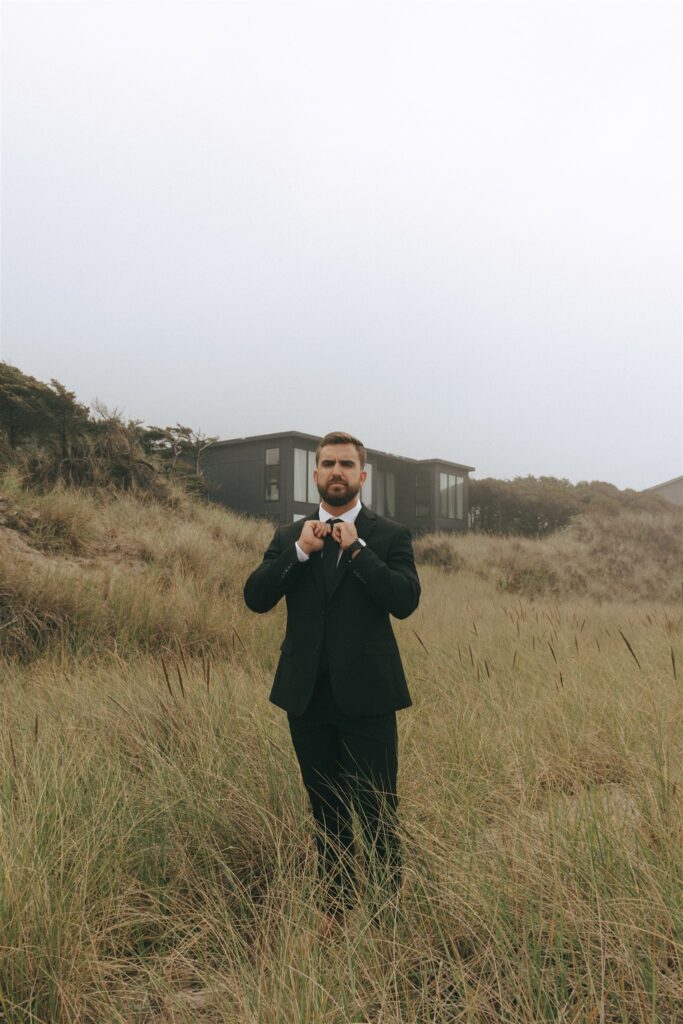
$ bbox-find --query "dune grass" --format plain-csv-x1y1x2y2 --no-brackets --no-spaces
1,477,682,1021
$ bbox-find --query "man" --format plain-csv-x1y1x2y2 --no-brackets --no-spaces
243,431,420,930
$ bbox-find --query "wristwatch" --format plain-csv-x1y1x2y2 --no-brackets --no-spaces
347,538,366,556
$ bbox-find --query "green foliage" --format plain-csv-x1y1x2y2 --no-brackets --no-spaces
142,423,219,491
0,362,90,455
0,363,216,497
469,475,668,536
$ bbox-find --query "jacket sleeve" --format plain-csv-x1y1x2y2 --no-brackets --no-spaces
243,528,308,613
349,527,420,619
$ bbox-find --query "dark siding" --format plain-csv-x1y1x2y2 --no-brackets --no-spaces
200,433,472,535
201,440,282,522
395,464,419,533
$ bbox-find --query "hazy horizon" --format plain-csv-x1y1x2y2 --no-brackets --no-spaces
2,1,681,490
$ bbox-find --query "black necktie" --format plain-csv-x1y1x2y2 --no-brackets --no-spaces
323,518,343,596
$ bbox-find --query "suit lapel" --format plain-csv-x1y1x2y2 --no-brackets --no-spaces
302,504,377,604
327,504,377,601
355,504,377,543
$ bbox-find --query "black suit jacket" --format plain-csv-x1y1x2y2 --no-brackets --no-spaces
243,506,421,716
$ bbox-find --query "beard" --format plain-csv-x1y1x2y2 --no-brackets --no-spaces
317,479,361,507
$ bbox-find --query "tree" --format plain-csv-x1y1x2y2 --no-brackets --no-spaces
143,424,218,479
469,474,668,536
0,362,90,455
1,364,235,500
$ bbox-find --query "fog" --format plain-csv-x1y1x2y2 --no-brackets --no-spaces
2,1,681,489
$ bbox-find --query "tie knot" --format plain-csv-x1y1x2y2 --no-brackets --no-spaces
327,518,343,529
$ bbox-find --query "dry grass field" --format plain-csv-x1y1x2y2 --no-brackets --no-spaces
1,472,682,1022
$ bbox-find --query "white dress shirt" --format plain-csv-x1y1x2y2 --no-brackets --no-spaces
295,498,366,563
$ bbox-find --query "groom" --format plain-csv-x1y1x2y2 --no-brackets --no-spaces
243,431,420,927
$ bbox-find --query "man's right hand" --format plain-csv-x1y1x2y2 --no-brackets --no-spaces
298,519,330,555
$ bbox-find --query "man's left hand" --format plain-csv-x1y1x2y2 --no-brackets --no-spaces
330,521,359,553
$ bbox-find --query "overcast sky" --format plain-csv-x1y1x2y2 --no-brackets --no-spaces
2,0,681,490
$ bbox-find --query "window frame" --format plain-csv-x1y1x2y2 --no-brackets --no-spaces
293,448,318,504
415,470,431,518
439,470,465,519
264,447,280,502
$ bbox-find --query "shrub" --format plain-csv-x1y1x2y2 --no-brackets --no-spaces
414,534,465,572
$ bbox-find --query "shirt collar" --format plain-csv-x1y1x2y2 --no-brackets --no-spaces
319,498,362,524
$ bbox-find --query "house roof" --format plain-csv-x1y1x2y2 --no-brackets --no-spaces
642,475,683,492
208,431,475,472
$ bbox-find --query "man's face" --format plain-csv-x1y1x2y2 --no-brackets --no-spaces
314,443,367,508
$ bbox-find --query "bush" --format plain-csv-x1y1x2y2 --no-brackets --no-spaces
414,534,465,572
469,475,670,537
0,363,215,499
495,552,560,598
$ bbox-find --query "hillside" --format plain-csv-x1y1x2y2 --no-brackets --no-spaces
1,471,681,662
1,471,682,1022
415,505,683,604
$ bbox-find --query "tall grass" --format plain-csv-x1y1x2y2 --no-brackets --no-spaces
416,504,683,603
0,473,272,660
1,475,682,1021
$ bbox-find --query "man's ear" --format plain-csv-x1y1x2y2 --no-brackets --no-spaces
359,470,367,486
313,468,319,486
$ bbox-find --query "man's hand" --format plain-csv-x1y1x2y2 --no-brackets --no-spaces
298,519,330,555
330,521,359,552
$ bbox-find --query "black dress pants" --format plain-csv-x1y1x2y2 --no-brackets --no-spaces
287,670,401,914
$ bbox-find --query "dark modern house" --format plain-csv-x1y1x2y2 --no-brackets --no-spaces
199,431,474,535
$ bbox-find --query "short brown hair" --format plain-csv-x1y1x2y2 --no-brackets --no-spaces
316,431,366,468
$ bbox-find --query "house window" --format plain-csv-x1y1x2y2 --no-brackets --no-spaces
439,473,448,518
439,472,465,519
293,448,318,503
386,471,396,518
362,462,373,507
265,448,280,502
375,468,396,518
415,471,431,517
